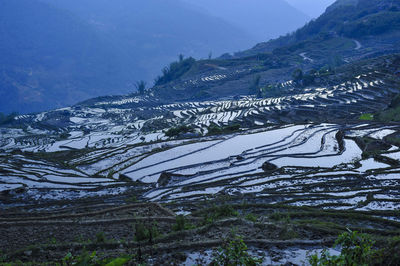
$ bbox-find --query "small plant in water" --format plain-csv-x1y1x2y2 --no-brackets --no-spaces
211,231,263,265
308,229,377,266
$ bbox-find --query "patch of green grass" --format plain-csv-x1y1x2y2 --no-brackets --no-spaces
207,124,241,136
212,232,263,265
95,232,107,243
172,215,195,231
165,125,192,137
62,250,131,266
377,106,400,122
245,213,258,223
360,113,374,120
133,222,160,242
308,230,377,266
203,205,239,224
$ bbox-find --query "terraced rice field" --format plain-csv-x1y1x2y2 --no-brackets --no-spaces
1,66,400,207
1,120,400,212
1,62,400,264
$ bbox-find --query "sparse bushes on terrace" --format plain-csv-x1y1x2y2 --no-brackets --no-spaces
360,113,374,121
203,205,239,224
134,222,159,242
135,80,147,95
95,232,107,244
172,215,195,231
308,230,378,266
207,124,240,135
62,250,130,265
248,75,261,95
165,125,193,137
155,55,196,86
0,112,17,125
211,232,263,266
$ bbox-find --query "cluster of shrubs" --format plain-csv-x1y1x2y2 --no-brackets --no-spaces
165,125,193,137
207,124,240,135
291,66,334,87
155,55,196,86
293,2,400,41
0,112,17,125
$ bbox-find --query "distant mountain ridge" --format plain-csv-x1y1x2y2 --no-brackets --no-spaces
181,0,310,43
0,0,257,114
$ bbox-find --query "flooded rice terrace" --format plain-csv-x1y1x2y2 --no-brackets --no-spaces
1,121,400,214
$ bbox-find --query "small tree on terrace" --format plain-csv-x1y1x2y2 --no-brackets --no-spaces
135,80,147,95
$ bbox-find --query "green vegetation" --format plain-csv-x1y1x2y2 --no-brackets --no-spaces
309,231,400,265
269,213,299,240
203,205,239,224
308,230,377,266
293,1,400,42
172,215,195,231
359,113,374,121
211,232,263,265
340,11,400,38
244,213,258,223
95,232,107,244
207,124,241,135
165,125,193,137
363,94,400,122
0,112,17,125
62,251,130,266
155,55,196,86
134,222,159,242
249,75,261,95
290,67,335,88
135,80,147,95
375,94,400,122
270,212,291,223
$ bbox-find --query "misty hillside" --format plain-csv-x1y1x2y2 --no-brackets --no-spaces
285,0,336,18
181,0,310,43
0,0,133,114
42,0,256,66
240,0,400,56
146,0,400,102
0,0,255,114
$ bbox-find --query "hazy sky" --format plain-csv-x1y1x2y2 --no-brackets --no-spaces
181,0,310,43
285,0,337,18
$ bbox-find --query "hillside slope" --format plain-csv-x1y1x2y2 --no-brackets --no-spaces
240,0,400,56
148,0,400,102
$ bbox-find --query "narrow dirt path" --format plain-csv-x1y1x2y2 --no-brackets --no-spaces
299,52,314,62
354,39,362,50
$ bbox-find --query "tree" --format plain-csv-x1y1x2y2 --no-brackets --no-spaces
249,75,261,95
135,80,146,95
0,112,17,125
292,68,303,82
154,57,196,86
308,230,378,266
211,232,263,265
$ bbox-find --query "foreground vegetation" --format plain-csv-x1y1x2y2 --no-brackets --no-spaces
1,198,400,265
